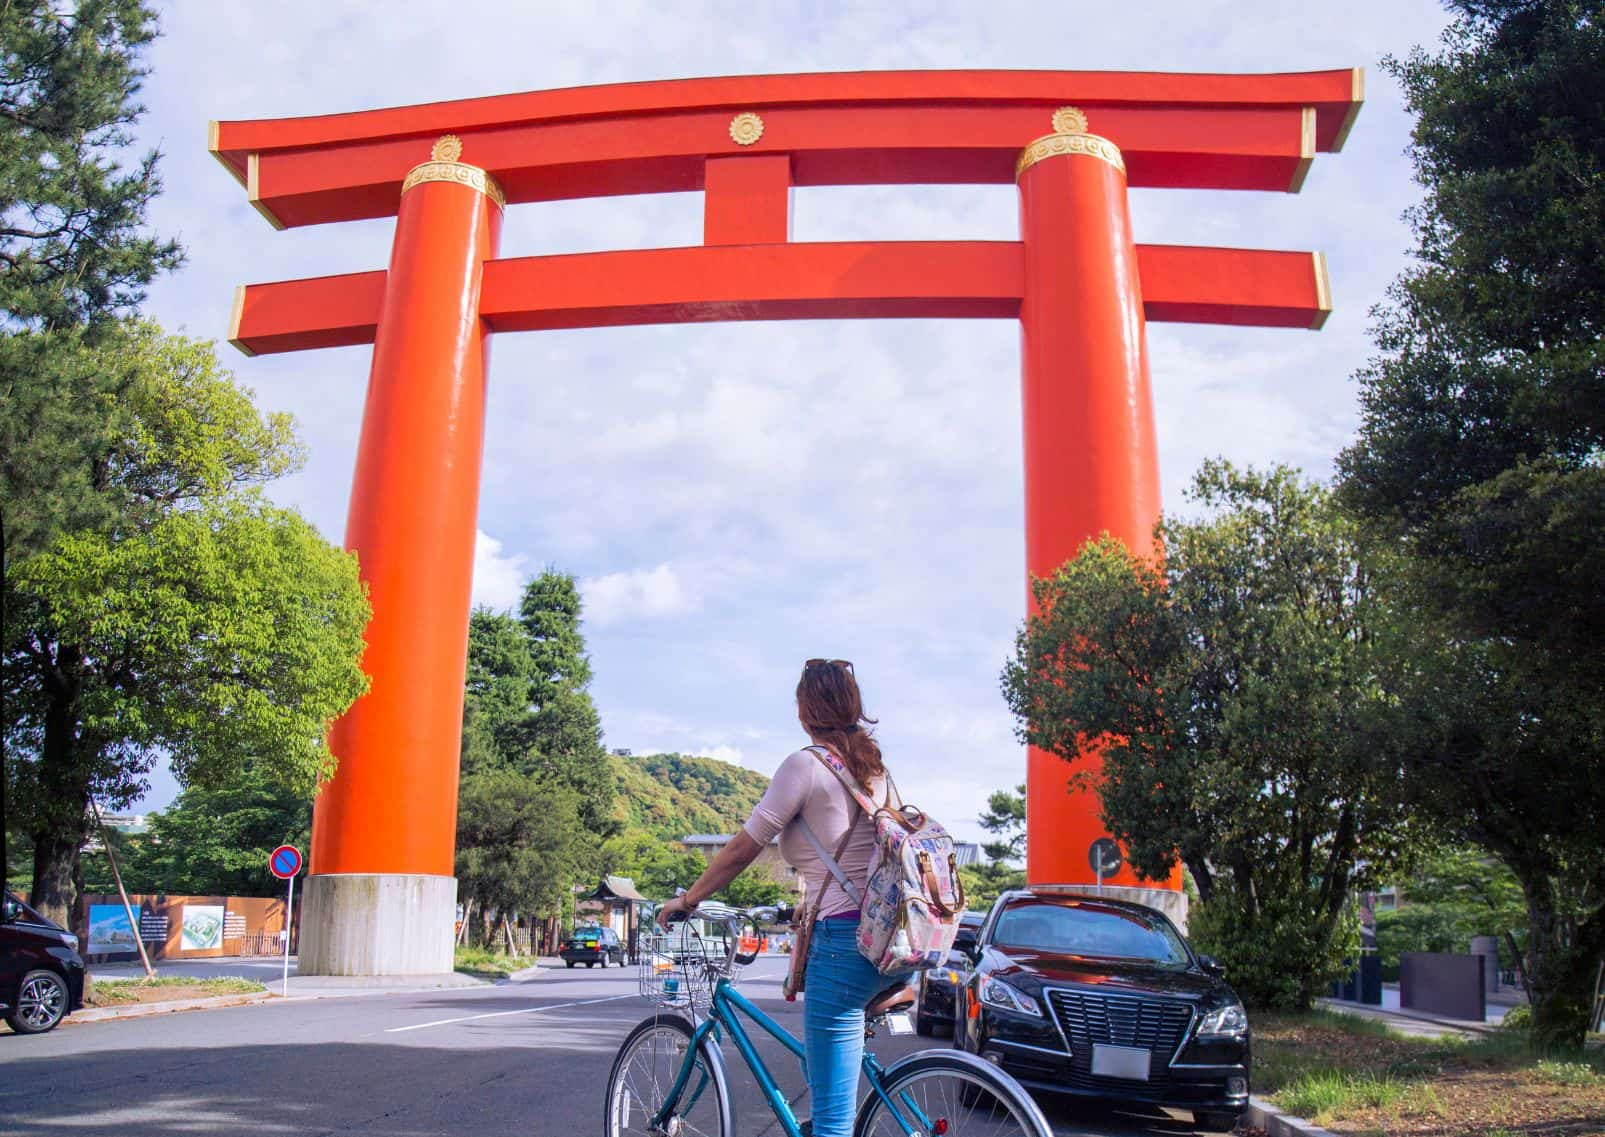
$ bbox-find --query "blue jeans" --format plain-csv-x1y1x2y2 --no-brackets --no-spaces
803,919,886,1137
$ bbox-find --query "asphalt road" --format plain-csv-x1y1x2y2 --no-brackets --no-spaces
1,958,1216,1137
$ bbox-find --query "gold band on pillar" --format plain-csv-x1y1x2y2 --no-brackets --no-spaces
1016,105,1125,179
1015,131,1125,179
401,134,507,208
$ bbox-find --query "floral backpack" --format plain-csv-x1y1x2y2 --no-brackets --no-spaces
798,746,967,975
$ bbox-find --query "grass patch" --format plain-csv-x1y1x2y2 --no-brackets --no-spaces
86,976,264,1006
453,946,534,980
1253,1009,1605,1135
1276,1070,1408,1124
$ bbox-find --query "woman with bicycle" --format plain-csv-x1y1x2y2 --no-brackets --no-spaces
656,658,898,1137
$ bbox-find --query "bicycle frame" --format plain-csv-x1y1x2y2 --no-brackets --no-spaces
651,975,932,1137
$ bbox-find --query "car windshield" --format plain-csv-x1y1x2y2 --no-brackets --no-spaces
991,899,1189,965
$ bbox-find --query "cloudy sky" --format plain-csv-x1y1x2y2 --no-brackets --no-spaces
129,1,1454,839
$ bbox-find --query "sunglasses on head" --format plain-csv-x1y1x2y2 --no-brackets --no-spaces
805,658,853,671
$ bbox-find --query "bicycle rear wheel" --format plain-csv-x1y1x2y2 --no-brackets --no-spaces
604,1013,733,1137
854,1050,1052,1137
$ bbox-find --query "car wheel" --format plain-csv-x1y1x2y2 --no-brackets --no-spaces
6,969,68,1035
587,961,595,969
1193,1109,1244,1133
565,961,575,968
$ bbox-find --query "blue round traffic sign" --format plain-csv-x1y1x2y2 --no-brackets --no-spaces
270,844,303,879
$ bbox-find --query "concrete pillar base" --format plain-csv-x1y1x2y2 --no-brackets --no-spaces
297,873,457,976
1058,886,1189,934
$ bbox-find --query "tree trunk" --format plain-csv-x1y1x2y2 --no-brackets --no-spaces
29,828,81,928
1512,861,1605,1050
27,658,91,927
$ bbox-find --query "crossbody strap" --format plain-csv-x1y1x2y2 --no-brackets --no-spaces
797,815,864,908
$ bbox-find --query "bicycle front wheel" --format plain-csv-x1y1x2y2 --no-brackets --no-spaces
854,1050,1053,1137
604,1013,733,1137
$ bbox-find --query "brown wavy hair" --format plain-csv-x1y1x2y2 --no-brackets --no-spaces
796,659,884,786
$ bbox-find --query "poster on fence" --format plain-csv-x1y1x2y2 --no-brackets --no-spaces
87,904,138,954
180,904,224,951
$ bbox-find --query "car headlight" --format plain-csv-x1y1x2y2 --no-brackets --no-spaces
61,932,79,950
979,975,1041,1017
1197,1000,1248,1037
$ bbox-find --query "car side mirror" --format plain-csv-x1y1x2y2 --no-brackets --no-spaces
1198,954,1225,978
1,897,18,923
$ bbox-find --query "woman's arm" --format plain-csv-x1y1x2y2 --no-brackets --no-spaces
657,831,765,924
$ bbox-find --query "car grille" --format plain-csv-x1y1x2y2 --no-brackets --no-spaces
1046,988,1194,1093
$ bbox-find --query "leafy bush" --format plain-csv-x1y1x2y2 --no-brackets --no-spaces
1189,888,1359,1011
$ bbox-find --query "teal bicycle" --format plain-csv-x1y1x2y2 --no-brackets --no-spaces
604,901,1052,1137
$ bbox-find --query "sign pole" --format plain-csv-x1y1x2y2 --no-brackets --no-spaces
268,844,302,997
283,871,295,998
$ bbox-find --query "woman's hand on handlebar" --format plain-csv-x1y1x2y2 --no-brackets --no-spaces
656,895,692,928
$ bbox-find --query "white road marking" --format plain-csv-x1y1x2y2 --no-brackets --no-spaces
385,993,635,1033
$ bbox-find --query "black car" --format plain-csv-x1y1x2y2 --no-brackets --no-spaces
913,910,985,1035
560,925,625,968
955,888,1249,1133
2,891,86,1034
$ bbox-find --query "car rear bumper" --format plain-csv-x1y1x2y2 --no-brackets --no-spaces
560,949,610,962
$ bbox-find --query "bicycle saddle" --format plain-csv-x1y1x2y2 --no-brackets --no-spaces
864,983,916,1017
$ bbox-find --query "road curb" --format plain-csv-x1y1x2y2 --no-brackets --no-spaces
1246,1094,1339,1137
69,990,272,1024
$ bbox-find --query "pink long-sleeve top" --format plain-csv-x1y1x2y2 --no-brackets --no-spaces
742,747,887,920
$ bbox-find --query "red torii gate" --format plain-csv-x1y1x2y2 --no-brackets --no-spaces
214,68,1361,975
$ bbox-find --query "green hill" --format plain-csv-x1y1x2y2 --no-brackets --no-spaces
610,752,770,840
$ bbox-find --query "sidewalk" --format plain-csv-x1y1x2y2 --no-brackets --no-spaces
1317,981,1520,1039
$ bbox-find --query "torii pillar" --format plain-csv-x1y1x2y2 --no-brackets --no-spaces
297,138,503,975
1015,113,1185,922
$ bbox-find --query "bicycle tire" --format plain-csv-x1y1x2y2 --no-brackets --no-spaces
604,1013,734,1137
852,1048,1053,1137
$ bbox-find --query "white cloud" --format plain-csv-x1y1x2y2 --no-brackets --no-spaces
582,563,698,626
471,529,529,613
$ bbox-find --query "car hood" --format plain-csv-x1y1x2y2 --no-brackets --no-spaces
981,947,1225,1002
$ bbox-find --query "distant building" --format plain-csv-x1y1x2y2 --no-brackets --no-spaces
681,834,801,893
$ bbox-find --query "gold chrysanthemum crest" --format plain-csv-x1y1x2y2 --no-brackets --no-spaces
728,112,764,146
1051,106,1089,135
431,134,464,163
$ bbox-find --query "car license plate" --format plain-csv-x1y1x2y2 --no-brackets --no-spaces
1090,1044,1150,1080
886,1013,913,1035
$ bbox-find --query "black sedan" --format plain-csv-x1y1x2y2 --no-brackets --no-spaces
2,891,86,1034
955,887,1249,1133
560,925,625,968
913,909,984,1035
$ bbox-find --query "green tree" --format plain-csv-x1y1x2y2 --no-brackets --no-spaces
1337,1,1605,1048
958,862,1025,912
716,869,791,910
460,575,617,834
2,0,183,887
100,764,313,898
979,783,1025,865
598,833,707,901
1003,463,1412,1009
456,770,588,941
3,325,370,924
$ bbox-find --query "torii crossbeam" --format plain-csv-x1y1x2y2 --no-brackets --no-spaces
214,67,1361,975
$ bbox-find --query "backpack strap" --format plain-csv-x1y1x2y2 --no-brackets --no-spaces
802,745,882,817
806,746,923,834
